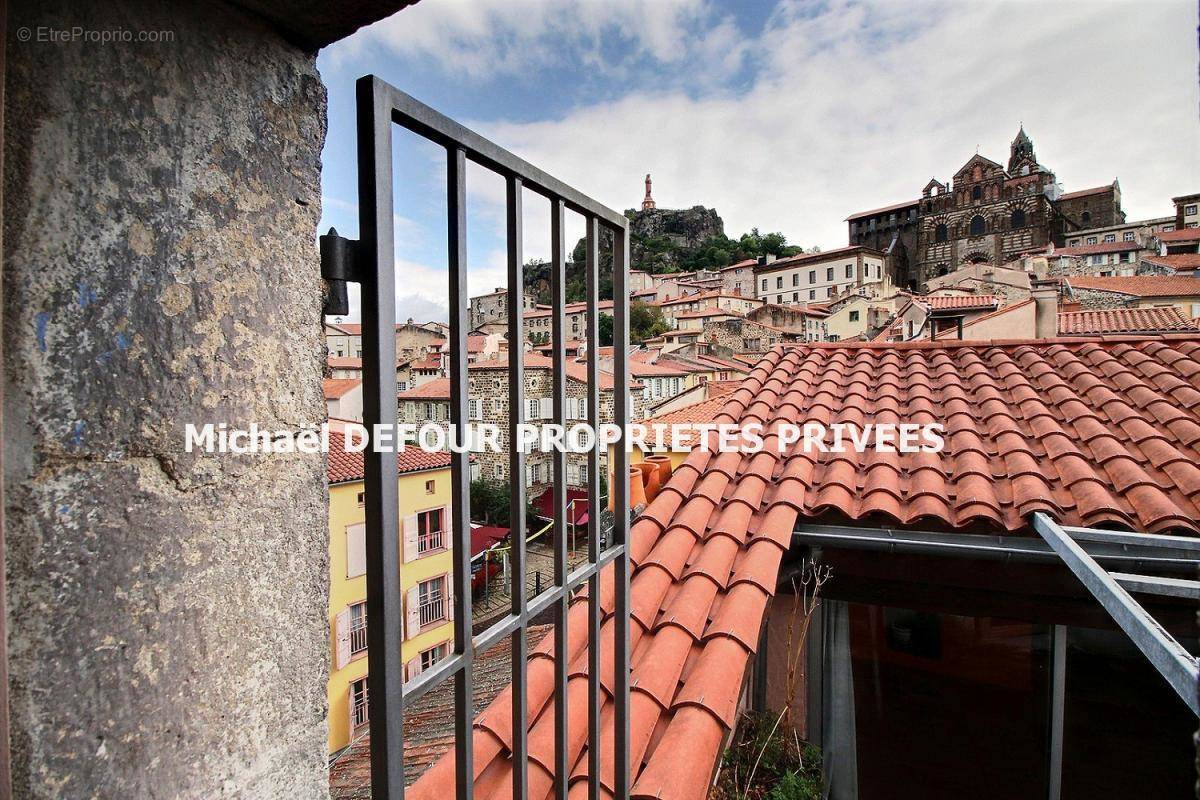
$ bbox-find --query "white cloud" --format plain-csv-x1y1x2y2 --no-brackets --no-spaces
456,0,1199,250
344,0,731,80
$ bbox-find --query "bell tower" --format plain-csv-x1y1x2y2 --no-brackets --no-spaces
1008,124,1035,174
642,173,656,211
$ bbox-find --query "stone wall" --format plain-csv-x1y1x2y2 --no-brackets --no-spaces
4,1,328,796
704,318,799,355
1067,287,1137,310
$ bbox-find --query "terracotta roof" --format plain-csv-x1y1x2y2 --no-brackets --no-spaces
323,378,362,400
717,259,758,272
845,199,919,220
525,300,614,319
398,378,451,401
1053,240,1143,257
646,394,730,426
1058,307,1200,335
326,430,452,484
1142,254,1200,272
412,357,442,371
656,291,760,308
629,360,691,378
1158,227,1200,243
410,335,1200,800
674,309,742,319
328,357,363,369
1057,185,1113,201
470,355,636,390
933,299,1034,340
754,246,881,272
916,294,1000,311
1066,276,1200,297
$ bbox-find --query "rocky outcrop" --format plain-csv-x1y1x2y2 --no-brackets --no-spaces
626,205,725,273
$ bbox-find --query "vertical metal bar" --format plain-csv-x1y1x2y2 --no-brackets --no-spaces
550,198,570,800
447,147,475,800
356,75,405,800
583,217,602,800
805,600,824,749
611,224,632,800
1047,624,1066,800
506,175,529,800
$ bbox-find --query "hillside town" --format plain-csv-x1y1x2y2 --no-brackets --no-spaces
320,126,1200,793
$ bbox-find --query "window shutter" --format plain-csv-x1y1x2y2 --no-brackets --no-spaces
540,397,552,420
406,586,420,638
347,684,357,734
346,523,366,578
446,575,454,621
402,514,419,562
335,608,352,670
406,657,421,682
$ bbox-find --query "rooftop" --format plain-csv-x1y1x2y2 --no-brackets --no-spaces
1066,275,1200,297
914,293,1000,311
1158,227,1200,243
410,335,1200,800
1058,307,1200,335
323,378,361,400
1052,240,1143,257
327,430,452,484
1142,253,1200,272
1057,185,1114,201
845,199,919,220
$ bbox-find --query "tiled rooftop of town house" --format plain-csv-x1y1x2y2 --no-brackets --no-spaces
409,334,1200,800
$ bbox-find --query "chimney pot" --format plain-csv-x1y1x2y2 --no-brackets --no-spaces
1030,278,1058,339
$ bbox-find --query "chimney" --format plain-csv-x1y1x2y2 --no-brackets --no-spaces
1030,279,1058,338
757,254,777,266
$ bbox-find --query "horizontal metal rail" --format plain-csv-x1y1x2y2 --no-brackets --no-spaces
1031,512,1199,716
793,523,1200,571
1110,572,1200,600
377,82,627,229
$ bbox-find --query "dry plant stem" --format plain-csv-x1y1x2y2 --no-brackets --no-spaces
740,708,787,800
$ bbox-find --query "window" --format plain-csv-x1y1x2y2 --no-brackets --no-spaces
1163,224,1175,232
809,290,816,300
417,507,445,553
346,523,366,578
826,267,834,281
425,479,435,495
1081,211,1092,224
972,185,982,201
761,278,767,291
776,276,783,289
1124,231,1135,241
846,264,853,278
420,642,448,671
418,576,446,626
849,310,860,322
350,677,369,730
777,295,784,304
356,491,365,508
1103,233,1116,243
1011,208,1026,228
527,398,539,420
1086,236,1097,245
826,287,834,298
468,398,480,420
494,464,503,478
807,270,815,284
348,601,368,657
934,223,948,243
793,292,799,302
1187,205,1198,215
397,380,407,392
792,273,799,286
969,215,985,236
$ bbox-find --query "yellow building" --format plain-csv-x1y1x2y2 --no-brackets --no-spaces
327,430,456,755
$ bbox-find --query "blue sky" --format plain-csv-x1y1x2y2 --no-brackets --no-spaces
317,0,1200,324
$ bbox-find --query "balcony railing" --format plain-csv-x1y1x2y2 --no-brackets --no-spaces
352,686,370,730
343,74,632,800
349,614,368,656
417,529,444,554
418,593,445,628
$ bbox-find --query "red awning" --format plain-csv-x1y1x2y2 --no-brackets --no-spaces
470,525,508,557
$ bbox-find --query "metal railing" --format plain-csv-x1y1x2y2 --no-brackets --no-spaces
349,615,369,656
418,593,446,628
350,75,631,800
417,529,444,555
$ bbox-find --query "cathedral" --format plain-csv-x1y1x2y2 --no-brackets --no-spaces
847,127,1124,287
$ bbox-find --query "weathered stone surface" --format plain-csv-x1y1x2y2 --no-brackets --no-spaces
626,206,725,273
4,1,328,796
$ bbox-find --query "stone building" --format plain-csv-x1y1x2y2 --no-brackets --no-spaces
847,127,1126,286
469,287,537,329
1172,191,1199,229
753,245,887,305
702,318,803,356
399,356,643,492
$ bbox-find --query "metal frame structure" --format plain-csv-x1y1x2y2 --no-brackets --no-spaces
794,515,1199,800
346,75,632,800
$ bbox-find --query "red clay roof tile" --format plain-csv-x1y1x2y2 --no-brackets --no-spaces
408,335,1200,800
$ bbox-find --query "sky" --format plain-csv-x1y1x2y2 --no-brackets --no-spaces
317,0,1200,324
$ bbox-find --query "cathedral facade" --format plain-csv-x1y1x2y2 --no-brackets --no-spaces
847,127,1124,287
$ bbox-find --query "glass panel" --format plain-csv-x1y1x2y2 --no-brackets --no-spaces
1061,626,1196,799
825,601,1051,799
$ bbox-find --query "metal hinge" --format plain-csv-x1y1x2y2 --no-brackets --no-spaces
320,227,362,316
